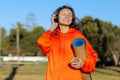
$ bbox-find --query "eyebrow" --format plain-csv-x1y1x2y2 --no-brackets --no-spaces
61,12,72,15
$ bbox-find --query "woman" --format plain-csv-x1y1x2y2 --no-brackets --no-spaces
38,5,98,80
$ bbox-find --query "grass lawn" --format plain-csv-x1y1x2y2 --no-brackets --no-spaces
92,66,120,80
0,62,120,80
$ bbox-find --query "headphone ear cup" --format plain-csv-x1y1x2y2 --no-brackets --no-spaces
54,11,59,22
54,17,58,22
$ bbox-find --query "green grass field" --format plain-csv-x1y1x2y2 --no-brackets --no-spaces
0,62,120,80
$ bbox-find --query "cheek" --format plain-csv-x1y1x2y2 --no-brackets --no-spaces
69,18,73,22
58,16,64,21
59,18,64,23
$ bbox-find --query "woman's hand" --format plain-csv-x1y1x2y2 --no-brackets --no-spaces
49,13,58,32
70,57,84,69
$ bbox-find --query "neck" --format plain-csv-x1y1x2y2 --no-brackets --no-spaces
59,25,69,33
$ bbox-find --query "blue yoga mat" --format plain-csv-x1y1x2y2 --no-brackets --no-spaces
72,38,85,47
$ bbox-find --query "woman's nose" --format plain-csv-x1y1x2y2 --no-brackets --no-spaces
65,15,70,18
65,16,69,18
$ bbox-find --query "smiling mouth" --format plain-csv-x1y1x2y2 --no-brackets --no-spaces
59,22,71,26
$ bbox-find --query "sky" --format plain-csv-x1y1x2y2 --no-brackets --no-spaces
0,0,120,35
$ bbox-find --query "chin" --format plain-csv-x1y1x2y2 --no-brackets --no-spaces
59,22,71,26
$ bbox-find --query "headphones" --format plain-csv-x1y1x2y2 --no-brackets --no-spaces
54,16,58,22
53,11,59,22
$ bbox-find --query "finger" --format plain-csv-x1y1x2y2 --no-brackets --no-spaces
71,64,80,69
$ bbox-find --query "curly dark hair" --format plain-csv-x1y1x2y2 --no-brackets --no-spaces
53,5,80,29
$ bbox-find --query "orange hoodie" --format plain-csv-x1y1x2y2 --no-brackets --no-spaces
38,28,98,80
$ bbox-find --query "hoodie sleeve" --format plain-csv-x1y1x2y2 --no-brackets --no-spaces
37,30,52,57
80,38,98,73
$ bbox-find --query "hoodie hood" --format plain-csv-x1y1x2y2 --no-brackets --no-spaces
55,28,79,35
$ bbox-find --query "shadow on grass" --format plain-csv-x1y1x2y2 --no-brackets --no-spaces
5,64,24,80
96,66,120,77
105,67,120,73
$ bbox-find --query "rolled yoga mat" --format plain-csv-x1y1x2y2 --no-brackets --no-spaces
72,38,92,80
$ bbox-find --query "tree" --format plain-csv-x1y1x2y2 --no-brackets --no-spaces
106,26,120,66
0,27,6,56
81,16,120,67
20,26,45,56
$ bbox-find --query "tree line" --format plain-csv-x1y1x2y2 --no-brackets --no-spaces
0,16,120,67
